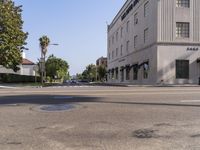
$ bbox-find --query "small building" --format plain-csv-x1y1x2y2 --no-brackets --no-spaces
20,58,36,76
0,54,37,76
96,57,107,67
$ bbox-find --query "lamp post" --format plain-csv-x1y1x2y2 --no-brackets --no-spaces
40,43,59,86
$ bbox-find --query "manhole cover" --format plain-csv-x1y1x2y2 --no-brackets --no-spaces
40,104,74,112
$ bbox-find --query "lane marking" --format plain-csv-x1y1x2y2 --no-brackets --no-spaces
181,100,200,103
54,96,74,99
1,92,200,97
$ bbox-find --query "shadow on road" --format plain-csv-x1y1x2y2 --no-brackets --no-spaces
0,95,100,105
0,94,200,108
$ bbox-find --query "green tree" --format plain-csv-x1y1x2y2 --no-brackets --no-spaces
82,64,96,82
97,65,107,82
0,0,28,72
39,35,50,84
39,35,50,59
45,55,69,82
76,73,83,80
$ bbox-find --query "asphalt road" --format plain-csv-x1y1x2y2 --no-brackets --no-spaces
0,86,200,150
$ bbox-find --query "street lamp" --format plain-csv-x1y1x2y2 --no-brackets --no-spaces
40,43,59,86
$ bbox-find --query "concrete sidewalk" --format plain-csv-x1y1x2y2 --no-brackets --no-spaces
0,85,18,89
101,83,200,87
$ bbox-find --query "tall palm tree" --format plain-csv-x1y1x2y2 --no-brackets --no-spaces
39,35,50,59
39,36,50,84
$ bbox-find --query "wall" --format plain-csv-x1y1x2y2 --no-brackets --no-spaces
157,45,200,84
157,0,200,43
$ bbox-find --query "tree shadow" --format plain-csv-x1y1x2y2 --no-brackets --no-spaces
0,94,200,108
0,95,100,105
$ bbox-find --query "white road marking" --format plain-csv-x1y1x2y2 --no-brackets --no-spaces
54,96,74,99
181,100,200,103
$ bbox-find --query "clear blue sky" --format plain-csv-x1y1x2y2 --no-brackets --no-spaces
13,0,125,75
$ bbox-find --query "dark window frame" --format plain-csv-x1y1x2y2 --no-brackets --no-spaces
143,61,149,79
176,60,189,79
176,22,190,38
176,0,190,8
133,64,138,80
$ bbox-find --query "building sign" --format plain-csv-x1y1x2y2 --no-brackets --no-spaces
187,47,199,51
121,0,140,21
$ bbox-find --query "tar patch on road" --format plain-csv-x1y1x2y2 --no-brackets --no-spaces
190,134,200,138
154,123,172,127
7,142,22,145
133,129,158,139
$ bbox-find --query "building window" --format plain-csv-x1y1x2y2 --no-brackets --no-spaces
120,45,123,56
134,35,138,48
126,21,130,32
120,68,124,82
116,31,118,42
115,68,119,80
121,27,123,38
112,51,114,59
126,66,130,80
126,41,129,52
108,39,111,48
112,36,114,44
143,61,149,79
133,65,138,80
144,1,149,17
111,69,115,79
176,60,189,79
144,28,149,43
176,0,190,8
176,22,190,38
134,13,138,25
116,48,118,57
108,53,111,60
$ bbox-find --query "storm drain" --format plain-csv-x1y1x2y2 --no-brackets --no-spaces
133,129,157,139
40,104,74,112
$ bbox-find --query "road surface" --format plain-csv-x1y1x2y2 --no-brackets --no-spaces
0,86,200,150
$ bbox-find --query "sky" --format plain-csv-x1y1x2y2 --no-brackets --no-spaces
13,0,125,75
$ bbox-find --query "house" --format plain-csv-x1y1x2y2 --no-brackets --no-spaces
0,54,37,76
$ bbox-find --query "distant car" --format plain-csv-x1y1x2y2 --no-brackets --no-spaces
70,80,78,84
78,79,89,83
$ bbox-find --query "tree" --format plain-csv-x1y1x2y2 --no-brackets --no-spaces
82,64,96,82
45,55,69,82
76,73,83,80
97,65,107,82
39,35,50,84
0,0,28,72
39,36,50,59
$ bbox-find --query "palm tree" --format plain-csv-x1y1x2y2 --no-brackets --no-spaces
39,35,50,59
39,36,50,84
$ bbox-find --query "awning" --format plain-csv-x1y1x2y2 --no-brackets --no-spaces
197,58,200,63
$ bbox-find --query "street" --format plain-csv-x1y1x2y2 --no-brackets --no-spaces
0,86,200,150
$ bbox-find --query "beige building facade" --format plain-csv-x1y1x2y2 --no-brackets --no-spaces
107,0,200,85
96,57,107,67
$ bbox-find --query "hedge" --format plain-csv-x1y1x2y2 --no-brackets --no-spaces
0,73,41,83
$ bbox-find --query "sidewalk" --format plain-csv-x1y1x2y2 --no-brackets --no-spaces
99,83,200,88
0,83,41,89
0,85,18,89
